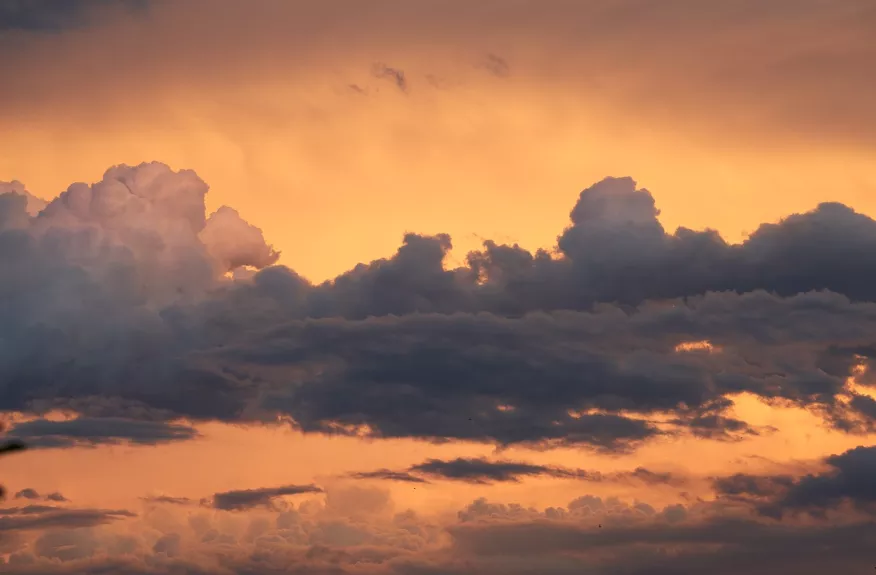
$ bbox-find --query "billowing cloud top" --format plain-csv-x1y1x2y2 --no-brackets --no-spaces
3,163,876,453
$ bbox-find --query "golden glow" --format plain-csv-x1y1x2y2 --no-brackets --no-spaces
674,340,719,353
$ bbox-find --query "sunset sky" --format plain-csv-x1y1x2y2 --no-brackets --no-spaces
1,0,876,573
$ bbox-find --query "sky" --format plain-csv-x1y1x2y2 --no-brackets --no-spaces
1,0,876,573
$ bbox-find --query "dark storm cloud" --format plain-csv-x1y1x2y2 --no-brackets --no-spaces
4,164,876,452
768,445,876,514
210,484,323,511
712,473,795,498
707,444,876,522
4,418,199,448
351,457,683,486
0,0,146,32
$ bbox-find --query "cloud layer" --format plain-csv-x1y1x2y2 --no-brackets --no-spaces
4,448,876,574
3,163,876,454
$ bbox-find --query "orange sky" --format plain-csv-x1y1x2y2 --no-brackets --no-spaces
2,2,876,573
2,0,875,282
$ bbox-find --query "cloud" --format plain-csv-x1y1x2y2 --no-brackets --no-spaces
140,495,193,506
478,53,510,77
6,164,876,452
351,457,684,486
0,0,146,33
4,418,199,449
371,62,408,92
3,0,876,150
1,488,875,574
349,469,430,484
209,484,323,511
0,506,134,532
13,489,39,501
738,445,876,517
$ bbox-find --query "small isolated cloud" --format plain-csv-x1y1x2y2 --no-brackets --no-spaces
209,484,323,511
350,457,683,486
140,495,193,506
479,52,510,77
12,489,69,503
5,418,199,449
372,62,408,92
13,489,39,501
348,469,431,484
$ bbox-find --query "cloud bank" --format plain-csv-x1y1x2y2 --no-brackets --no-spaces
3,162,876,454
4,450,876,574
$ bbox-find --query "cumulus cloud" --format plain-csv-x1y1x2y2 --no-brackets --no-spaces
5,164,876,453
6,486,875,575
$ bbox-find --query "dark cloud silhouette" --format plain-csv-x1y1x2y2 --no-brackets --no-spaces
5,418,199,448
712,472,796,499
210,484,323,511
349,469,430,484
0,504,63,515
4,164,876,452
410,457,592,484
0,0,146,32
0,506,134,532
13,489,39,500
351,457,683,486
764,445,876,516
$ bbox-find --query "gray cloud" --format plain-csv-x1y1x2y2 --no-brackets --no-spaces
5,418,199,449
4,164,876,452
351,457,684,486
210,484,323,511
13,489,39,500
761,445,876,516
349,469,431,484
0,0,146,33
1,488,876,574
0,506,134,532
